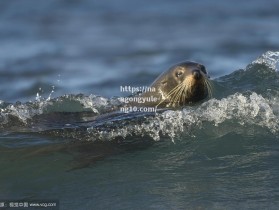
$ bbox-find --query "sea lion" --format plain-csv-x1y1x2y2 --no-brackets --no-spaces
132,61,212,108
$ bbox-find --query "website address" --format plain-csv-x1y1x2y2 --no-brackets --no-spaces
120,106,157,113
120,85,156,93
119,96,158,104
29,202,58,208
0,200,59,209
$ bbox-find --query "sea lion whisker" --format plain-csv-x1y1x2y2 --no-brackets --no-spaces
204,79,210,98
156,82,185,107
144,61,211,108
177,78,189,105
164,82,184,98
182,85,188,105
174,83,185,106
205,79,213,98
182,82,188,105
170,83,185,106
208,79,214,97
182,78,191,105
166,82,186,100
184,78,192,96
185,77,191,89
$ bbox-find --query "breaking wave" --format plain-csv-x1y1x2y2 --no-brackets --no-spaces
1,51,279,145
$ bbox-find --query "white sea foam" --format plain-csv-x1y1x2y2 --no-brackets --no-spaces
1,92,278,142
1,51,279,142
0,94,114,126
197,92,279,132
85,92,279,142
252,51,279,70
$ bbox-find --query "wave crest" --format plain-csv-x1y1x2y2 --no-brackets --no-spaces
252,51,279,70
82,92,279,142
1,51,279,143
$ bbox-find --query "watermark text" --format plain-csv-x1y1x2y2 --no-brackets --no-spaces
120,86,156,94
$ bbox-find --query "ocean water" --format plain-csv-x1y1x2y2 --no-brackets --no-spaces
1,0,279,210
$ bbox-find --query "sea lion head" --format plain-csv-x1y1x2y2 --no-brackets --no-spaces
153,61,211,107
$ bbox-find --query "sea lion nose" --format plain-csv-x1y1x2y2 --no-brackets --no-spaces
192,70,201,80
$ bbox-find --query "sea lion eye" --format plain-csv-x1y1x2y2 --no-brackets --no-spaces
200,65,207,74
176,71,183,77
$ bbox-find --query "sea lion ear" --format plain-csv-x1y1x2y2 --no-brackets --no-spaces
161,80,167,85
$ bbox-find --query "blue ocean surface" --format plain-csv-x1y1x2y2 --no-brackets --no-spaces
1,0,279,209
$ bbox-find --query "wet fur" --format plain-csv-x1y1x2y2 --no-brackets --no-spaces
140,61,212,108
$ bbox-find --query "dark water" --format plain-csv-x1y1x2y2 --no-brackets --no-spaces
1,0,279,209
